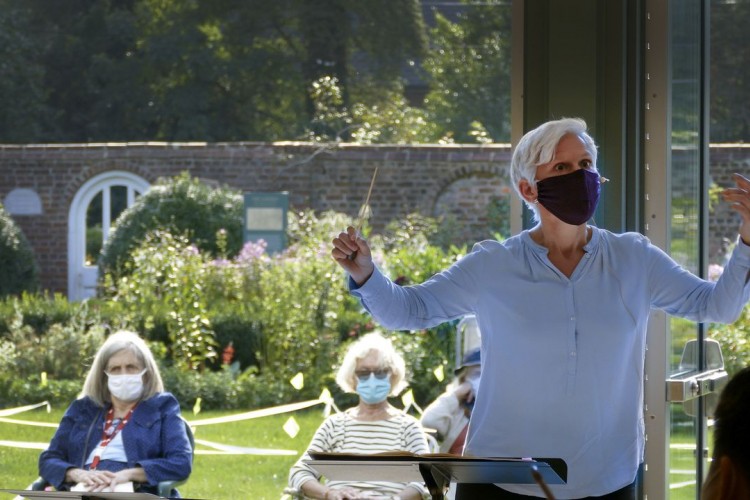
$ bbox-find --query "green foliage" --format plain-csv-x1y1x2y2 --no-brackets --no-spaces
0,292,73,335
422,4,512,143
487,196,512,240
3,208,475,411
0,204,40,297
161,365,239,410
109,230,218,370
387,327,457,409
99,172,243,279
710,305,750,377
0,298,105,406
0,375,83,407
0,3,50,142
710,0,750,142
306,76,441,144
0,299,105,380
349,88,441,144
1,0,428,143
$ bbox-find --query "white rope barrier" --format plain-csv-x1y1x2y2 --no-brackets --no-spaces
0,397,331,452
186,399,324,426
0,417,59,428
0,440,48,450
193,438,297,456
0,401,50,417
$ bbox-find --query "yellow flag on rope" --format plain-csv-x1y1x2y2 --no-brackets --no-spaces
401,389,415,409
283,416,300,438
290,373,304,390
193,397,202,416
433,365,445,382
319,388,333,404
40,372,48,387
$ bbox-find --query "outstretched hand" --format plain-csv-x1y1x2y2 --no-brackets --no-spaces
723,173,750,245
331,226,375,285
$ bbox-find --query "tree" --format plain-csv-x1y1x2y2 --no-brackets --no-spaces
0,2,51,142
711,0,750,142
7,0,428,143
421,2,512,143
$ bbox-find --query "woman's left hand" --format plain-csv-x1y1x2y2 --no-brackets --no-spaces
723,173,750,245
81,468,145,492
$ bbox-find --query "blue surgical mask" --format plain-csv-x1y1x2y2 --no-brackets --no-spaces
356,373,392,404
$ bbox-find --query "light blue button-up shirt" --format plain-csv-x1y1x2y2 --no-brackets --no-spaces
351,227,750,498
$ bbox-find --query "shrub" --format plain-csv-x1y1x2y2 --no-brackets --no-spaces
99,172,243,279
107,230,218,370
0,203,39,297
0,298,105,401
0,374,82,407
0,292,74,335
2,209,472,410
710,305,750,377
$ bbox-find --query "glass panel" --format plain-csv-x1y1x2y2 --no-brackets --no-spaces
669,1,703,498
110,185,128,224
85,191,103,266
708,0,750,480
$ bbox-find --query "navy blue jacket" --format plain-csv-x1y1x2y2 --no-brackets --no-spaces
38,392,192,491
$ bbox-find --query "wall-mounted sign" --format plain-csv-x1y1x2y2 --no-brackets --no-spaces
243,192,288,254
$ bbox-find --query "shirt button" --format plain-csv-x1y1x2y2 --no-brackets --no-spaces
570,316,575,321
570,351,577,357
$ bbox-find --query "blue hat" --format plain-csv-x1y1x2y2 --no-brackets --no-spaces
455,347,481,374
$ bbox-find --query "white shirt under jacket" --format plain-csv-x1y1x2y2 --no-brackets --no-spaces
350,227,750,498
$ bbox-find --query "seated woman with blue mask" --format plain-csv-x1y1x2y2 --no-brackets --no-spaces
38,330,192,495
288,331,430,500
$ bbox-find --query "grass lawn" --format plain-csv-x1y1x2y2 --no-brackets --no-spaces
1,405,714,499
0,405,324,500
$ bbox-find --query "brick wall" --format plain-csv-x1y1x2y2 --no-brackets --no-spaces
0,141,747,295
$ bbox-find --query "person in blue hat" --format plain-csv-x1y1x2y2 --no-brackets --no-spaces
421,347,481,454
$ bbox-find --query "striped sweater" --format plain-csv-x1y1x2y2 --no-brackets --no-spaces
288,409,430,498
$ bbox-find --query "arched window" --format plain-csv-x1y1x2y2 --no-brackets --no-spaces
67,171,149,301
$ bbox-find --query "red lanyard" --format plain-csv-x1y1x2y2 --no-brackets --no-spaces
90,406,136,470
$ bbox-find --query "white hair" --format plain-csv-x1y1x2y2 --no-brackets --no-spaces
510,117,599,220
336,331,407,396
81,330,164,407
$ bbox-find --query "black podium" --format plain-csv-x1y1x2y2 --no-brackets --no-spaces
305,452,567,500
0,491,160,500
0,490,203,500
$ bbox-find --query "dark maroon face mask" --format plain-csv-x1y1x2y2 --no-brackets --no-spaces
535,169,601,225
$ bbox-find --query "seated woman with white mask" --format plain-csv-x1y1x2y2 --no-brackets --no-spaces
288,331,430,500
38,330,192,495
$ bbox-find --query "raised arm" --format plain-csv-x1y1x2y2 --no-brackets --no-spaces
723,173,750,245
331,226,375,285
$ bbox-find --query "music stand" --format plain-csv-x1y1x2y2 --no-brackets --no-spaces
305,453,567,500
0,490,203,500
0,491,159,500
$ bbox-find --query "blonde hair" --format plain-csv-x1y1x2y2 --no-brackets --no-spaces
336,331,407,396
81,330,164,406
510,117,599,220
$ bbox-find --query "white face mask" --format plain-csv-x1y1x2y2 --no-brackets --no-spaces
107,369,146,402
